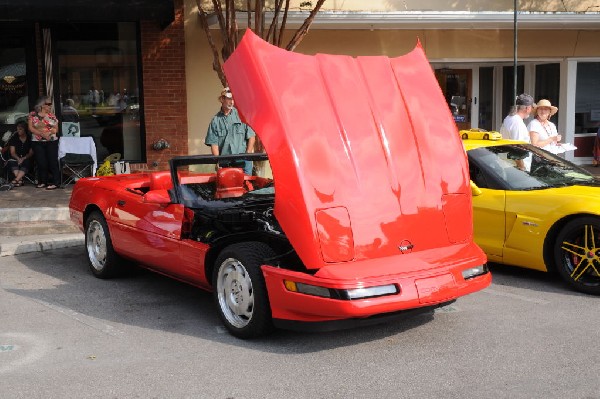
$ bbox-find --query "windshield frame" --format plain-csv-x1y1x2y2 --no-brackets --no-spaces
467,144,598,191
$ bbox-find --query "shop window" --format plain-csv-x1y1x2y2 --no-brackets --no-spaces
54,23,143,162
501,66,524,118
0,50,27,128
573,62,600,158
575,62,600,134
0,23,37,136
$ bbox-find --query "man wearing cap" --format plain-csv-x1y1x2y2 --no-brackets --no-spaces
499,93,534,142
205,87,256,175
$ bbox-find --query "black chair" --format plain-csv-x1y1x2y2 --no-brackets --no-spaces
57,136,97,187
59,153,95,187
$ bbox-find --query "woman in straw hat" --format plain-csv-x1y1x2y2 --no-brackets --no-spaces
527,99,561,151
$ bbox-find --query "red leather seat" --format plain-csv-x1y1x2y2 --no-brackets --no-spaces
215,168,247,199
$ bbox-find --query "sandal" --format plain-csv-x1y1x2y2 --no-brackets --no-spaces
46,185,58,190
36,183,46,188
11,180,18,185
15,180,23,187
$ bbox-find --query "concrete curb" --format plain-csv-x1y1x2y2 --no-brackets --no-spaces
0,207,70,223
0,233,84,257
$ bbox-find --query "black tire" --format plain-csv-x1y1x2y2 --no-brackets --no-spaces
85,211,122,279
554,217,600,295
212,242,275,339
483,133,489,140
462,133,468,139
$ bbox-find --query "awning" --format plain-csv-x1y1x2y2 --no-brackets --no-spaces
0,0,174,29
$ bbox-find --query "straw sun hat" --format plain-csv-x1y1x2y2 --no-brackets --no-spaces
533,99,558,116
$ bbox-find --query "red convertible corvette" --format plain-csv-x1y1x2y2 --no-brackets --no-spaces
69,30,491,338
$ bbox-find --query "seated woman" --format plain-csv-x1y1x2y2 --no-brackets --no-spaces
7,121,34,187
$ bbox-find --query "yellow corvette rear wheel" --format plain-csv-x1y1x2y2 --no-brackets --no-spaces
555,217,600,295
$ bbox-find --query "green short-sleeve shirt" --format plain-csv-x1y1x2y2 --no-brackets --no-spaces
205,108,256,155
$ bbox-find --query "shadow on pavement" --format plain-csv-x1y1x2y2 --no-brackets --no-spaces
9,247,437,353
486,262,590,298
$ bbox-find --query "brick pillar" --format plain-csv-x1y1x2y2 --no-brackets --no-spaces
140,0,187,171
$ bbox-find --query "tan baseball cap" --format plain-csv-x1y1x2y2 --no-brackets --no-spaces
220,87,233,99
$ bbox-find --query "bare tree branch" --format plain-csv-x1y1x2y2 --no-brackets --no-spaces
286,0,326,51
197,3,228,87
260,1,265,39
266,0,283,44
247,0,252,30
227,0,236,57
232,1,238,52
198,0,324,89
255,0,263,38
211,0,227,41
277,0,290,47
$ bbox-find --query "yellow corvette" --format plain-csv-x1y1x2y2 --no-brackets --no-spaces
465,138,600,295
460,128,502,141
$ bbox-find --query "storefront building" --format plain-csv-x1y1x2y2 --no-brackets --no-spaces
184,0,600,165
0,0,187,170
3,1,600,170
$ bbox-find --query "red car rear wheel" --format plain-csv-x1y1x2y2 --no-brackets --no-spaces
85,211,122,279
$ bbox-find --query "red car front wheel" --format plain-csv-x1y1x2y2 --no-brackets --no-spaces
213,242,275,339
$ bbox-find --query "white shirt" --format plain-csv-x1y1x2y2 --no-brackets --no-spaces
500,114,530,142
527,119,565,154
528,118,558,139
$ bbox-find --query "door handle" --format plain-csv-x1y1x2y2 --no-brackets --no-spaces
117,200,126,206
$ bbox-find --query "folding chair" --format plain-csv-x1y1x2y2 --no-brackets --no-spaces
58,137,98,187
59,153,95,187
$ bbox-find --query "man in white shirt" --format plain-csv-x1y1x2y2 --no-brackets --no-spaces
499,93,534,142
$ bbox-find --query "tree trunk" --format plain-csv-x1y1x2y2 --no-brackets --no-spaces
197,4,227,86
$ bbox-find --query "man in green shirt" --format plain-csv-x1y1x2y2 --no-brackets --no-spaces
205,87,256,175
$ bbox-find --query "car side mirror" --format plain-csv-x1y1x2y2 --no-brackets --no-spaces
144,189,171,205
470,180,482,197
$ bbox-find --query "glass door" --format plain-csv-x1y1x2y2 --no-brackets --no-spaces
435,69,472,131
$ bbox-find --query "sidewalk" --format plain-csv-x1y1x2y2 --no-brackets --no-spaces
0,183,84,256
1,163,600,257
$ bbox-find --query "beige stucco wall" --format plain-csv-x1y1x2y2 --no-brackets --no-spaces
185,0,223,155
185,0,600,155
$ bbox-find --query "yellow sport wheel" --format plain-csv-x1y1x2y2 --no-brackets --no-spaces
554,217,600,295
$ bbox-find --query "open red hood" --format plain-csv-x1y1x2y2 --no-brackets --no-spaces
224,30,472,270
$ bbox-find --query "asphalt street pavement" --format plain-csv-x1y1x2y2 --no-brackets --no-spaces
1,248,599,399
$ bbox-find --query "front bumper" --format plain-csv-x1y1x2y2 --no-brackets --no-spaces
261,243,491,329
